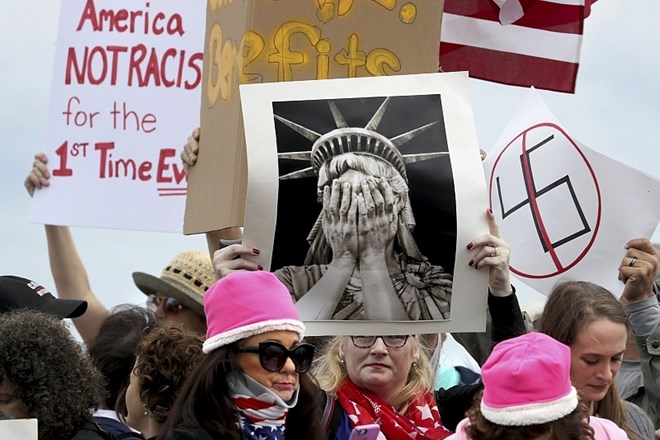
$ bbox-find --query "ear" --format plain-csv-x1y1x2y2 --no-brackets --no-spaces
338,337,348,360
411,336,421,363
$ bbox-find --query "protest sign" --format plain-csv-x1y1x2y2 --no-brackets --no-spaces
184,0,445,235
484,89,660,296
29,0,205,232
240,72,489,336
0,419,38,440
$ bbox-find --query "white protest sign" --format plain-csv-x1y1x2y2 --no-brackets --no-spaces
29,0,204,232
0,419,38,440
484,89,660,296
240,72,490,336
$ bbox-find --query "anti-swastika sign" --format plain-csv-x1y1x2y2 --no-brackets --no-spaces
485,90,660,297
490,122,602,279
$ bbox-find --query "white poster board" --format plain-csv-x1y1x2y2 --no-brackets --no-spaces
29,0,204,232
484,89,660,297
240,72,490,336
0,419,38,440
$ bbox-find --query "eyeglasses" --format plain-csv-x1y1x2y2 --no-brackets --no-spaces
350,335,409,348
235,341,315,374
146,294,182,315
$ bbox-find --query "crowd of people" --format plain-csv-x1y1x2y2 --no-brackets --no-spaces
3,132,659,440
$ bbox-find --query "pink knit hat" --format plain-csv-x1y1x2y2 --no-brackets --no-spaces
480,332,578,426
202,271,305,353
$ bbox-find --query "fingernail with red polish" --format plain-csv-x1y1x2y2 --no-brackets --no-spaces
468,260,474,267
257,265,263,271
466,243,473,250
253,248,260,255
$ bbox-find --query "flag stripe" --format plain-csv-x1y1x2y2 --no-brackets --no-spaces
439,43,579,93
440,0,592,93
443,0,586,34
442,13,582,63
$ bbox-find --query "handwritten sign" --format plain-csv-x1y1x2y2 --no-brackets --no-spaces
484,90,660,296
183,0,445,234
29,0,205,232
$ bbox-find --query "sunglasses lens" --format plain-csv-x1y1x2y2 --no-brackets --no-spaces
163,297,181,314
260,343,287,372
291,344,315,373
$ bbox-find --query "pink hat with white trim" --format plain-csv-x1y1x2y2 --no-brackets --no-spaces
480,332,578,426
202,271,305,354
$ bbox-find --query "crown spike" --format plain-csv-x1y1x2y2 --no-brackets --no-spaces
328,101,348,128
279,167,317,180
402,152,450,164
364,97,391,131
274,114,322,141
278,151,312,161
391,121,439,148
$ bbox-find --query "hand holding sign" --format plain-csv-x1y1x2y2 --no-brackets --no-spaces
619,238,659,302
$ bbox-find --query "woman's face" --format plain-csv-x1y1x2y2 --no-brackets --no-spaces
236,330,301,402
125,360,146,431
0,378,29,419
570,319,627,403
339,336,418,403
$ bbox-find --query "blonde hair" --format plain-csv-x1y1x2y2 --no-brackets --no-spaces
313,335,434,413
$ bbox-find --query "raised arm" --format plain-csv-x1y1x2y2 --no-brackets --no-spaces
453,209,524,364
620,238,660,430
25,152,109,342
180,127,245,256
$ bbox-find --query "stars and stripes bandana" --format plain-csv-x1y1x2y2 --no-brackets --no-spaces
229,372,298,440
336,378,451,439
233,395,288,440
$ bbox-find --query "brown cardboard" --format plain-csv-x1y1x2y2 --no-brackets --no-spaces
184,0,444,234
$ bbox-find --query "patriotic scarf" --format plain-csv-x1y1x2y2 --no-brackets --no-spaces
229,372,299,440
336,378,450,440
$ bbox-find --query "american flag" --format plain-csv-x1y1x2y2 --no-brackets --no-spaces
439,0,597,93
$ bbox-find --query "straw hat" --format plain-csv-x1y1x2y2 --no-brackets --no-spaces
132,250,214,317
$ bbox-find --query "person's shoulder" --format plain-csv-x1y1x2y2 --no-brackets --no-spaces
69,429,107,440
163,427,215,440
93,416,140,439
588,416,631,440
620,399,654,438
444,418,469,440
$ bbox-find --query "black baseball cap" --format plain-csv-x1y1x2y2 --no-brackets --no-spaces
0,275,87,319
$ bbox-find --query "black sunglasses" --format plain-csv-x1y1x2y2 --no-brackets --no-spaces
235,341,315,374
146,294,182,315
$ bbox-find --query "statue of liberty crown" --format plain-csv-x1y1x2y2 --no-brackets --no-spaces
275,97,449,182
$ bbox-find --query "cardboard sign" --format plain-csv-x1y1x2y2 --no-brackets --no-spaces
184,0,445,234
240,72,489,335
484,90,660,296
29,0,205,232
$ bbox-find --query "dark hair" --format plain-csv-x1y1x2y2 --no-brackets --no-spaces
465,391,594,440
86,304,158,412
0,310,104,440
134,325,204,423
537,281,638,440
158,344,324,440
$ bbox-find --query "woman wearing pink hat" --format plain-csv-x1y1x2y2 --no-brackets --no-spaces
158,271,324,440
448,332,629,440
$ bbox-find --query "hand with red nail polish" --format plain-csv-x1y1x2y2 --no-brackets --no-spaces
466,208,512,296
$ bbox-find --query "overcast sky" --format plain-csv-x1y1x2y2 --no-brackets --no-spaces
1,1,658,318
